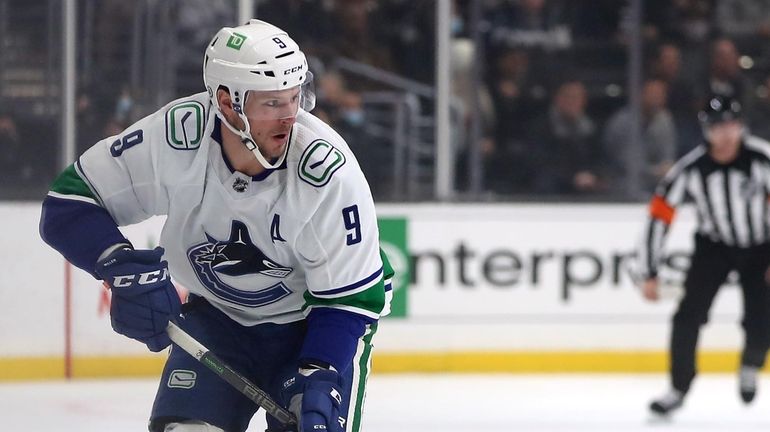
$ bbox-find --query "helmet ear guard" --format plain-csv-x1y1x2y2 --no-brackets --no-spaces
203,20,315,169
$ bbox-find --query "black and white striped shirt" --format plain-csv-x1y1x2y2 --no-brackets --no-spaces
638,135,770,278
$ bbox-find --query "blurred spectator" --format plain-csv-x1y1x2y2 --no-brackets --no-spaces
648,42,702,155
102,119,127,140
114,87,135,126
644,0,713,84
450,39,497,191
603,79,677,196
482,0,572,119
75,91,105,155
314,71,388,196
649,43,692,111
379,1,435,83
451,39,496,149
528,80,605,195
316,72,366,132
485,47,546,193
707,38,753,108
491,47,548,139
326,0,395,90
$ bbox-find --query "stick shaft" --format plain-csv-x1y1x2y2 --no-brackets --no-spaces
166,321,297,426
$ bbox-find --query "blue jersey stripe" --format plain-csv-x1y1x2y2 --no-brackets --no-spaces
315,267,383,297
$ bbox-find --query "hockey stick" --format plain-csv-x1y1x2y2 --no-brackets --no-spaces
166,321,297,427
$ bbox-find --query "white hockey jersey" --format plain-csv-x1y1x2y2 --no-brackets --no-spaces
69,93,390,326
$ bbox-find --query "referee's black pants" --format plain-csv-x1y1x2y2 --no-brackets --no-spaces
670,235,770,394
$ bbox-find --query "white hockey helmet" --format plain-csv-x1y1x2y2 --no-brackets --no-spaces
203,19,315,168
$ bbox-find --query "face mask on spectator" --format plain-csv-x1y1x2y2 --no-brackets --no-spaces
451,16,464,35
341,108,365,127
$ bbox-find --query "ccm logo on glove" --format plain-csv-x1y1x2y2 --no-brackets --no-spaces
110,269,170,288
95,246,181,352
281,367,346,432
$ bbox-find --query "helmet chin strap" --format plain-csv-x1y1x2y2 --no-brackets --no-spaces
215,105,287,170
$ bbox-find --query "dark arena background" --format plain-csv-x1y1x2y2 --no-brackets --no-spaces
2,1,770,430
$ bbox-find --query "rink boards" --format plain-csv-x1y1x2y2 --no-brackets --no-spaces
0,203,755,380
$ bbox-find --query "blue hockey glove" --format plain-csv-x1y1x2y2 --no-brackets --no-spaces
95,246,181,352
281,366,345,432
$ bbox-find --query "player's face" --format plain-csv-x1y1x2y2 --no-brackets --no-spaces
243,88,300,158
707,120,742,163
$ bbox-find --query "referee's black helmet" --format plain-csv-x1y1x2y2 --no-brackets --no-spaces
698,94,743,126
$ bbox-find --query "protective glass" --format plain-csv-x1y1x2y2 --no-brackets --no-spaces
243,71,316,120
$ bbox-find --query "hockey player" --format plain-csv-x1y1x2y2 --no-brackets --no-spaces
39,20,392,432
636,94,770,416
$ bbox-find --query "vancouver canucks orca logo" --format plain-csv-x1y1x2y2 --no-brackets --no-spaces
187,220,293,307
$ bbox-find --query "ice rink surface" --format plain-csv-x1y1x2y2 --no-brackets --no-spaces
3,374,770,431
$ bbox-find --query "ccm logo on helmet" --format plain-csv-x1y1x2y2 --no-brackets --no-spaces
111,269,170,288
284,65,303,75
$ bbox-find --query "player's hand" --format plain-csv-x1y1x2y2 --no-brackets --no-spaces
281,365,345,432
95,246,181,352
642,277,660,302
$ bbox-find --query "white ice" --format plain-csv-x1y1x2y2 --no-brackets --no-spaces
2,374,769,431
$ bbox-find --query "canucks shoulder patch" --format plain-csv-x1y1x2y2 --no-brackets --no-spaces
165,101,205,150
298,139,346,187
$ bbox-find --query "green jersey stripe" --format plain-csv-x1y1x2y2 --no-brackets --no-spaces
50,164,97,200
348,322,377,432
380,248,394,285
303,279,385,317
303,248,393,318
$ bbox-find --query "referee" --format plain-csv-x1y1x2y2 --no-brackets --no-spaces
637,94,770,415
